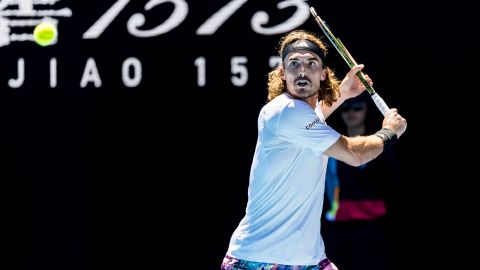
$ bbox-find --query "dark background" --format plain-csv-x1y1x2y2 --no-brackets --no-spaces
0,0,476,269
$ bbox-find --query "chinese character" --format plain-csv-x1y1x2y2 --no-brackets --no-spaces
0,0,72,47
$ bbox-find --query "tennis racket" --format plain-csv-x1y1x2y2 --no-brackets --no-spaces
310,7,389,116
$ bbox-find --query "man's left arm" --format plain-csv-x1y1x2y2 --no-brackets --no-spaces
321,64,371,119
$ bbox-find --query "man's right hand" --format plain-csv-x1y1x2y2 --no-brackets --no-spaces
382,108,407,138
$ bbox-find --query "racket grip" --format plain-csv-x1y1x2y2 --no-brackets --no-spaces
371,93,389,116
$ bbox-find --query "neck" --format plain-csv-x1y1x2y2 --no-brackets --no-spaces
303,94,318,109
287,91,318,109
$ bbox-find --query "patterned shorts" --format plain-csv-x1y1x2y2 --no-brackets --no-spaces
220,255,331,270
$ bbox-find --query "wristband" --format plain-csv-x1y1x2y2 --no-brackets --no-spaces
374,128,397,150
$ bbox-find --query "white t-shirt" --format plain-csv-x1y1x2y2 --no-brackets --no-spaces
226,93,341,266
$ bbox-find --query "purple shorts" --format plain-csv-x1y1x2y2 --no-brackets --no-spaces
221,255,332,270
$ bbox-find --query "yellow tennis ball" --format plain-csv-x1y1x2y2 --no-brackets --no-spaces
33,22,57,46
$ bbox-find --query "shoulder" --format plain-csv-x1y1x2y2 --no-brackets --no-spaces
262,95,314,129
264,94,313,120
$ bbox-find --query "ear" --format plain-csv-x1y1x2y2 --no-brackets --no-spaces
320,69,327,81
280,67,286,80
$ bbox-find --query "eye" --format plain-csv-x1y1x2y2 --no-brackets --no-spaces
309,61,318,67
288,60,299,68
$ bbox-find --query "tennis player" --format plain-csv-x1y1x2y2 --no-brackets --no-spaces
221,30,406,270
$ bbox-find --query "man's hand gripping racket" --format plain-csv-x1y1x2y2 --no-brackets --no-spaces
310,7,390,116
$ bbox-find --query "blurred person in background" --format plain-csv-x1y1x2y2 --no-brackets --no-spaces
323,93,401,270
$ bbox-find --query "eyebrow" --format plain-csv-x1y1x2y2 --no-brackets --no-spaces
288,57,319,61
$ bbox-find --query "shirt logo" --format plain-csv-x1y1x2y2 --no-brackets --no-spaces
306,117,321,130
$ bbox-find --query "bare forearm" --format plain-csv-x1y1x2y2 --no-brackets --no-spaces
322,64,371,119
345,135,384,164
320,95,348,119
324,135,384,167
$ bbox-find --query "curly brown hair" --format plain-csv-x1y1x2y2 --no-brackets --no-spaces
267,30,341,106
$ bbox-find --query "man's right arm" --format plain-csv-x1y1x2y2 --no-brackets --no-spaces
324,108,407,167
324,135,384,167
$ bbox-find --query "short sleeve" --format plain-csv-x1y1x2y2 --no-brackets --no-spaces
275,100,340,155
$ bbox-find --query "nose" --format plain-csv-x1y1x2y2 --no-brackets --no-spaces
299,64,307,78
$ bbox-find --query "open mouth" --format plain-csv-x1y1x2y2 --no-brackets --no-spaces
295,79,310,87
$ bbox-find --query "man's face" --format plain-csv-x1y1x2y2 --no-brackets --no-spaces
281,50,326,99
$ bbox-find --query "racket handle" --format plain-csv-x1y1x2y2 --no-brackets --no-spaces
371,93,389,116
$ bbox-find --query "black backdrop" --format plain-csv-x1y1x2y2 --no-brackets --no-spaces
0,0,476,269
